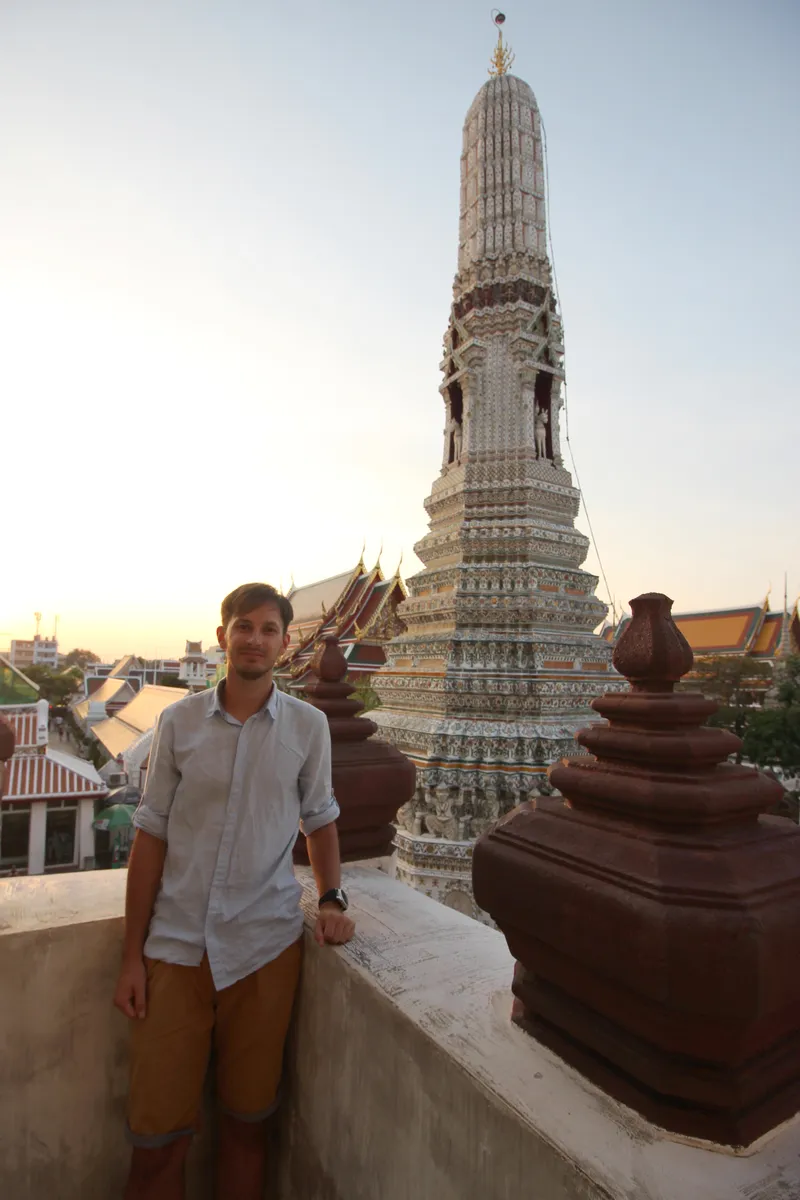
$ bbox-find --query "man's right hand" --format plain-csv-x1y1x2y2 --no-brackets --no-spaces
114,957,147,1019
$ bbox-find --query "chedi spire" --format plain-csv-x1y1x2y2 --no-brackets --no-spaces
371,36,620,918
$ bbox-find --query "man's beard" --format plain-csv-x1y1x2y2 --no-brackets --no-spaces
230,660,271,682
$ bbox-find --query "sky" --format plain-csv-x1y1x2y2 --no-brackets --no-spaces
1,0,798,661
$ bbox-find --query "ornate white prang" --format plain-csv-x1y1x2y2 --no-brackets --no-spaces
372,71,624,915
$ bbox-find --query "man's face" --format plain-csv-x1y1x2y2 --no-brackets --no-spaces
217,602,289,682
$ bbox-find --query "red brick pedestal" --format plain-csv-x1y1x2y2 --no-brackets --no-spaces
473,592,800,1145
293,636,415,864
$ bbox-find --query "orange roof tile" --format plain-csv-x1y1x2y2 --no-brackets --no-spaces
751,613,783,658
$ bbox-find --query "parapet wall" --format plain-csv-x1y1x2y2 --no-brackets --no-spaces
1,869,798,1200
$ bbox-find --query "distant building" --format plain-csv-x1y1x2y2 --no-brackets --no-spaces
278,556,407,689
179,641,215,687
83,645,218,697
90,684,188,787
72,677,138,731
9,634,58,670
603,599,800,662
1,696,108,876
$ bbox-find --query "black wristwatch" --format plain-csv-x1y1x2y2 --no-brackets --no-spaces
319,887,349,912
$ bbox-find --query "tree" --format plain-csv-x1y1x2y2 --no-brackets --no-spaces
770,654,800,709
158,674,188,688
23,664,82,707
351,679,381,714
680,655,771,759
742,656,800,777
62,648,101,670
742,709,800,775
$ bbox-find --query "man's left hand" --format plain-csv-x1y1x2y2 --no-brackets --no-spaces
315,902,355,947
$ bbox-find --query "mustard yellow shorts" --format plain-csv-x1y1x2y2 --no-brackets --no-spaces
128,938,302,1147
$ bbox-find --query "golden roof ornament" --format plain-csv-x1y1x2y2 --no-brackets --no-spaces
488,10,514,77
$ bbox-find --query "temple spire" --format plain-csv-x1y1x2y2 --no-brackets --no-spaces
776,573,792,659
488,11,515,77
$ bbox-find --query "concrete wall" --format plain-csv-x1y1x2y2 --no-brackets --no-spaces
282,868,800,1200
0,872,214,1200
1,868,799,1200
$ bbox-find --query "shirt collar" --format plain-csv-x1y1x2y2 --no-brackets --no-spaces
206,678,280,720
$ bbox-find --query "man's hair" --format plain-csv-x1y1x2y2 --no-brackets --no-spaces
220,583,293,635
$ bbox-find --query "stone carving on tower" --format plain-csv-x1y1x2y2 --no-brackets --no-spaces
371,23,622,917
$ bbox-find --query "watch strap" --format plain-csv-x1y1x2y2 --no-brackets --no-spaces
319,887,348,911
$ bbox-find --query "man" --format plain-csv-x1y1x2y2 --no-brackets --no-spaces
114,583,354,1200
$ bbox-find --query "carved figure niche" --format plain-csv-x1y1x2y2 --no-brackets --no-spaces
533,370,553,461
447,380,464,464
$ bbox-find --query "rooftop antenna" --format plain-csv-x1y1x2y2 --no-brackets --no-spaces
488,10,515,77
34,611,42,638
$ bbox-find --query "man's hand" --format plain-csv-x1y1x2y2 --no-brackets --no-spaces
314,902,355,947
114,956,148,1019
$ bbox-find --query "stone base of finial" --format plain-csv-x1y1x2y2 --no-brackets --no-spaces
474,788,800,1147
511,964,800,1148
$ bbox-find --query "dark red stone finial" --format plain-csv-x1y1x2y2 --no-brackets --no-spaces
312,636,349,684
612,592,693,690
472,590,800,1146
293,635,415,864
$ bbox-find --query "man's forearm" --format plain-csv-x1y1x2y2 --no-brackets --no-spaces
122,829,167,963
305,822,341,898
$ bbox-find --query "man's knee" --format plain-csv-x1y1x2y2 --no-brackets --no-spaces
127,1137,191,1188
219,1111,268,1148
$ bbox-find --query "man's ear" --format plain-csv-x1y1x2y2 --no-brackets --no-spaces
282,631,290,652
217,624,227,651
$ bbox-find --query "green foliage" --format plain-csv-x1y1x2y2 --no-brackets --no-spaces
22,664,81,707
351,679,381,714
742,709,800,774
680,655,771,759
62,648,101,670
772,654,800,708
157,674,188,688
741,656,800,775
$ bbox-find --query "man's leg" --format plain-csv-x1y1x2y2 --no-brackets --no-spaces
125,957,215,1200
213,939,303,1200
215,1113,269,1200
125,1139,192,1200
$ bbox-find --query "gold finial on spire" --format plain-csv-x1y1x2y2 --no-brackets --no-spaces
488,10,514,77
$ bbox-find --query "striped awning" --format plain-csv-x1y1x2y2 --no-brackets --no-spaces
4,753,108,803
1,707,45,751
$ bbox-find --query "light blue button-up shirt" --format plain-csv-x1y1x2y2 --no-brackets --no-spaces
133,681,339,989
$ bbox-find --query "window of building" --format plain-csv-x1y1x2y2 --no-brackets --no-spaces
45,802,78,869
0,802,30,871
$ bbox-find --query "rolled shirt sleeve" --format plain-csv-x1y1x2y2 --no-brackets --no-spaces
133,710,181,841
298,710,340,836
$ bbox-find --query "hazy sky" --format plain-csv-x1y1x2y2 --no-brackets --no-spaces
2,0,797,661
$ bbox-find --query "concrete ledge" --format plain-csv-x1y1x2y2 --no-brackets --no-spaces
0,871,215,1200
288,865,800,1200
1,868,798,1200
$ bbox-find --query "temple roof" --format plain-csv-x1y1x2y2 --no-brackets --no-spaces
108,654,145,678
287,570,356,626
605,601,800,660
278,556,407,686
73,677,136,722
91,685,188,759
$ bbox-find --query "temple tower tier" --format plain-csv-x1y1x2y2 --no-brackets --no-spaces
372,71,622,920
